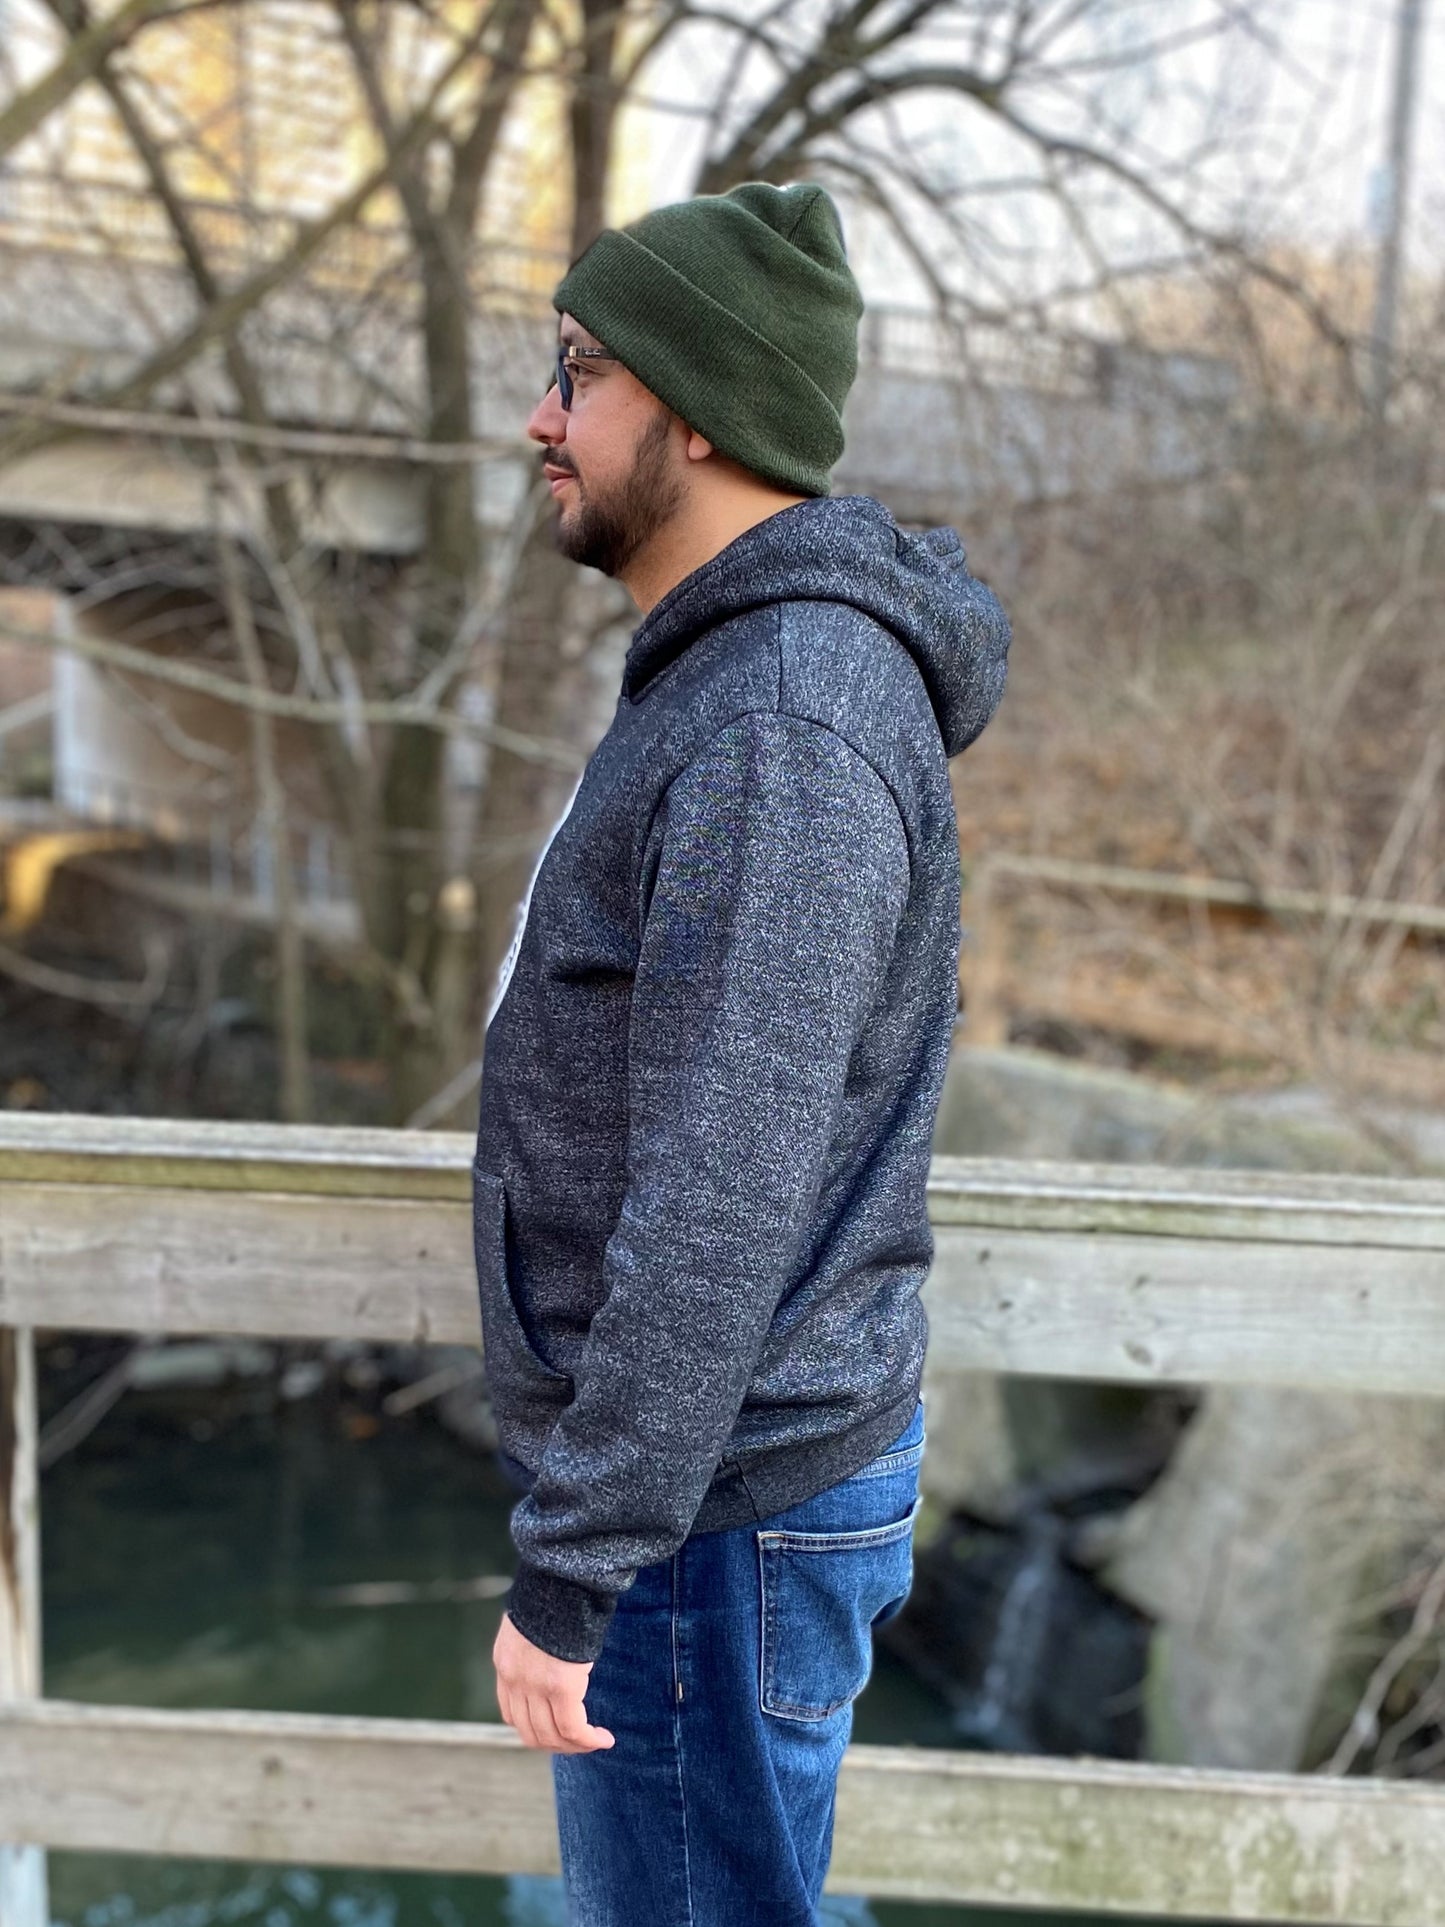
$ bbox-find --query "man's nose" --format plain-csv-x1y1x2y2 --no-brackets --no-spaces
527,385,567,445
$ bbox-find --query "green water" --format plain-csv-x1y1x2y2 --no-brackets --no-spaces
40,1386,1176,1927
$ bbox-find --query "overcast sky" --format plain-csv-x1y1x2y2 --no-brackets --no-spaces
630,0,1445,308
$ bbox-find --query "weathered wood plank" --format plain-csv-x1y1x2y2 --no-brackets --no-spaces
0,1328,47,1927
0,1184,479,1344
0,1700,558,1877
830,1745,1445,1921
1,1114,1442,1248
2,1178,1444,1392
0,1334,42,1698
0,1112,471,1200
927,1154,1445,1251
926,1225,1445,1395
2,1700,1444,1924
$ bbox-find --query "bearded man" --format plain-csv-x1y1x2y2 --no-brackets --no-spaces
475,180,1011,1925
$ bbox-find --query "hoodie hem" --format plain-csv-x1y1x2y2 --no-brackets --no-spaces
495,1376,925,1547
691,1376,925,1534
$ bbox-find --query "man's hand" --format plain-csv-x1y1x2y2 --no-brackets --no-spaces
493,1610,617,1754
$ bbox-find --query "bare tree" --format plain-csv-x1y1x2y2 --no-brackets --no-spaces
0,0,1400,1124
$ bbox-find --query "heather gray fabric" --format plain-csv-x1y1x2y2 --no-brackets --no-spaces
472,492,1010,1662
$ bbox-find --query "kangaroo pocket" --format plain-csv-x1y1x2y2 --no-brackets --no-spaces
471,1164,572,1457
757,1493,923,1722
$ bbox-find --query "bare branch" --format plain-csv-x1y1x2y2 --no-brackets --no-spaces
0,0,176,164
0,21,530,474
0,612,584,769
1325,1553,1445,1776
0,925,171,1011
215,503,313,1121
0,391,526,464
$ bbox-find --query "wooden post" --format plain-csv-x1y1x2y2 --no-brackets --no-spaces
0,1325,47,1927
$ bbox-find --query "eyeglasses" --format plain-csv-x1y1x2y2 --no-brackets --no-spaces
550,343,620,411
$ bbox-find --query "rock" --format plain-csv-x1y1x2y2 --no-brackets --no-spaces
917,1366,1017,1519
1102,1388,1445,1771
126,1339,275,1390
929,1039,1445,1772
279,1358,328,1401
935,1038,1443,1174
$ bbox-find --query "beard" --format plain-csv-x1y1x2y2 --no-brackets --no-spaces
551,406,685,576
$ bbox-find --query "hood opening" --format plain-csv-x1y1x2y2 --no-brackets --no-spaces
622,494,1010,757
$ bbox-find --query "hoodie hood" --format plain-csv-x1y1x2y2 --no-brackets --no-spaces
622,493,1010,757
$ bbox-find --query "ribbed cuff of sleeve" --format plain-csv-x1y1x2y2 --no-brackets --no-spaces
506,1562,618,1664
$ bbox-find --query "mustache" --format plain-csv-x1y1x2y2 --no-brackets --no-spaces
543,450,577,477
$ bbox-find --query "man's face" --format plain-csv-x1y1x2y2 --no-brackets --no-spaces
525,314,687,577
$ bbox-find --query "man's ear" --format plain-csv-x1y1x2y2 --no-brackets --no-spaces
684,427,715,464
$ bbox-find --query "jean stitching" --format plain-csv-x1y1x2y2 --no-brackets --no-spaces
768,1694,850,1720
757,1531,773,1717
760,1541,847,1719
756,1495,920,1721
670,1550,696,1927
850,1439,926,1479
757,1495,922,1554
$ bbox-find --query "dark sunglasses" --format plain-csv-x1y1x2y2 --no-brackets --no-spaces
550,343,620,410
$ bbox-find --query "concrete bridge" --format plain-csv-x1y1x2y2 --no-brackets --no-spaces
0,170,1238,549
0,172,1237,932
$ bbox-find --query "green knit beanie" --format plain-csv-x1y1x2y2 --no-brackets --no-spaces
552,182,864,497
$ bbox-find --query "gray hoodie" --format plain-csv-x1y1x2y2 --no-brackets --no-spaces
473,492,1010,1662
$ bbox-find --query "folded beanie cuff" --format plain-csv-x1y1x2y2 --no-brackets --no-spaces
555,227,847,497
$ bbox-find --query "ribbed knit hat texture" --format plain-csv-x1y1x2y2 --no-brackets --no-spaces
552,182,864,497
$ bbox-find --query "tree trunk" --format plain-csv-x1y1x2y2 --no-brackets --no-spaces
467,521,586,1047
368,231,485,1124
439,0,627,1119
218,531,313,1123
568,0,623,260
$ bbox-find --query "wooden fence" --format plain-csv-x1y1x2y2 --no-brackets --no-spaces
2,1111,1444,1924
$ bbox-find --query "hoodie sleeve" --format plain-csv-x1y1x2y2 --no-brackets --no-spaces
502,709,911,1663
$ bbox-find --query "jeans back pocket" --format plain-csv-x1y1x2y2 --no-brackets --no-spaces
757,1492,923,1721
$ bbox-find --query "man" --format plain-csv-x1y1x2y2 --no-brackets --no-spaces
475,180,1009,1922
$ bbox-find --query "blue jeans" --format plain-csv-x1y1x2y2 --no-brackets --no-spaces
550,1395,925,1925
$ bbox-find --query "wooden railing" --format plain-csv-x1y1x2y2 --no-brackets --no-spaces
2,1112,1444,1923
